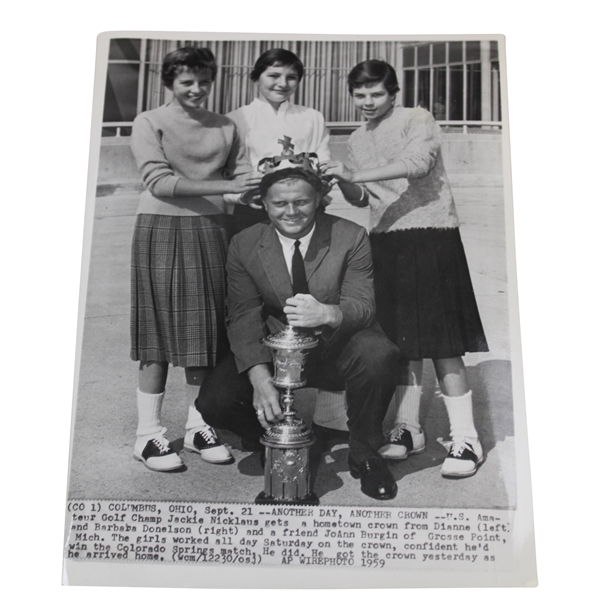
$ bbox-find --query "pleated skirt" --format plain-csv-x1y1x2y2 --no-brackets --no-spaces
130,213,230,368
370,228,489,360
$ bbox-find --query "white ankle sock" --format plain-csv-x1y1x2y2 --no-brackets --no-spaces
313,389,348,431
185,383,207,432
136,389,164,437
442,390,478,440
394,385,422,432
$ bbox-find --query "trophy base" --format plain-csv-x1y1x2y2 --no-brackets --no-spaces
255,491,319,506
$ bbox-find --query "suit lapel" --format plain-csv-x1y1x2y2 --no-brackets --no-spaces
258,225,293,306
304,213,331,283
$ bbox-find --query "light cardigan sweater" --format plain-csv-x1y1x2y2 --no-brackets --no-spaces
227,97,331,168
348,106,459,234
131,102,245,217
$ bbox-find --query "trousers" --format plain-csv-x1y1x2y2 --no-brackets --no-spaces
196,324,400,460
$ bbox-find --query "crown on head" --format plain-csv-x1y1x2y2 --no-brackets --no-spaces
257,136,322,176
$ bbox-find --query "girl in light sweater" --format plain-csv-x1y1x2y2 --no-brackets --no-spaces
323,60,489,478
130,47,262,471
225,48,346,440
225,48,331,228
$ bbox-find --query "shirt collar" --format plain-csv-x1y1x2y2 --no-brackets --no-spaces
253,96,290,115
275,223,316,253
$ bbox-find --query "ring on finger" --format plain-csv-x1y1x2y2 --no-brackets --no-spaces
256,409,264,416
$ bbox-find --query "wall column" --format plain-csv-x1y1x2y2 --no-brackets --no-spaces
481,40,492,123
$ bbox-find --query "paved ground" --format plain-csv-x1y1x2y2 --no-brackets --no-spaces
67,180,515,509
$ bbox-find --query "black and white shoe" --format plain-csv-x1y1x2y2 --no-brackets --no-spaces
438,438,484,478
184,426,234,464
134,429,184,472
379,425,426,460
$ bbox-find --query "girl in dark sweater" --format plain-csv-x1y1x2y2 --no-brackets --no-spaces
323,60,488,478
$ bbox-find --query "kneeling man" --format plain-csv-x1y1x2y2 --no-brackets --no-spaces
197,166,399,500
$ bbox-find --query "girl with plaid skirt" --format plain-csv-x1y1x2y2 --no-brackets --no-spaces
323,60,489,479
130,47,262,471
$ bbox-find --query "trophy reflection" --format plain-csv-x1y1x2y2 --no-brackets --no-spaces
256,325,320,505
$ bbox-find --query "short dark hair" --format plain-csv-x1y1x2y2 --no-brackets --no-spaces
161,46,217,89
260,167,323,198
347,59,400,96
250,48,304,82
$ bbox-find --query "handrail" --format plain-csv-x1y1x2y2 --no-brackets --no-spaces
102,119,502,137
327,120,502,132
438,120,502,133
101,122,134,137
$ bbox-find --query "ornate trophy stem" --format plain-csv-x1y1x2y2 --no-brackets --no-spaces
255,325,320,505
281,388,295,418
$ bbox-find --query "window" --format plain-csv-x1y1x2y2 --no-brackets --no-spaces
402,41,501,129
103,39,144,136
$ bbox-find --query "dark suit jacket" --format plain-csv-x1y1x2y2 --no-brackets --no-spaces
226,211,375,373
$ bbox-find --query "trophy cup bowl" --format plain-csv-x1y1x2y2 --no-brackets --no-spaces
255,325,320,505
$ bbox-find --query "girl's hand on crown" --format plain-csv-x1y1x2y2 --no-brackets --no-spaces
230,171,263,194
321,161,354,183
239,189,263,209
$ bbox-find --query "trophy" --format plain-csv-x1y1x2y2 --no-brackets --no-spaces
256,325,320,505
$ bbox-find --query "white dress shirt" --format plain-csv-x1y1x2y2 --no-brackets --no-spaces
275,225,316,285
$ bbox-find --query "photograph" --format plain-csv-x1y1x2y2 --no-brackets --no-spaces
6,2,599,598
62,31,535,588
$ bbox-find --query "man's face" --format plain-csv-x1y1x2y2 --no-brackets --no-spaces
263,178,320,239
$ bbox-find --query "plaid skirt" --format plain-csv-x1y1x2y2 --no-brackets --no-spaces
370,228,489,360
130,213,230,368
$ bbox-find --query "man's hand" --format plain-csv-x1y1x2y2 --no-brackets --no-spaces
247,364,283,429
284,294,343,329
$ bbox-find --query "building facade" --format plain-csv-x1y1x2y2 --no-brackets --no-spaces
102,37,502,137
